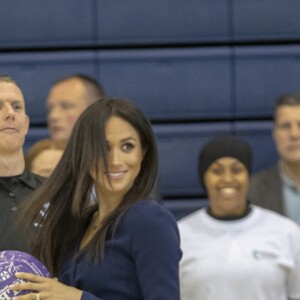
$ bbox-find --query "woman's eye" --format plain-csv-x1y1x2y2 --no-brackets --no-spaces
122,143,134,152
232,167,243,174
211,168,222,175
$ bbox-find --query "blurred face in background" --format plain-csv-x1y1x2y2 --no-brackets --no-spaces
30,148,63,177
204,157,249,217
0,82,29,153
47,78,89,144
273,105,300,165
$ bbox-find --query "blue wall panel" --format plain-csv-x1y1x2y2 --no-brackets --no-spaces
232,0,300,41
153,123,232,198
234,121,278,173
234,46,300,117
0,51,97,124
97,48,233,121
24,128,49,153
0,0,95,48
96,0,230,45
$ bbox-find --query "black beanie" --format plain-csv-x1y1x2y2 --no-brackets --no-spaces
198,135,252,188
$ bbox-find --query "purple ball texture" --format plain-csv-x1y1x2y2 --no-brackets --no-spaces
0,250,50,299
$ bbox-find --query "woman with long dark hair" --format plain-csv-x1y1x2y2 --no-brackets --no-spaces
11,98,181,300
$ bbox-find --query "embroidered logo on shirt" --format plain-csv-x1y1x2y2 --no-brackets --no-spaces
252,249,278,261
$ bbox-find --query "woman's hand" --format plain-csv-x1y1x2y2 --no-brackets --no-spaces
10,272,83,300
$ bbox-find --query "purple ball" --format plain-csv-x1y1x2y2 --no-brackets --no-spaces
0,250,51,299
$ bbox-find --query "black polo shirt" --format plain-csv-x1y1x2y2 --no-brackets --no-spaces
0,169,45,253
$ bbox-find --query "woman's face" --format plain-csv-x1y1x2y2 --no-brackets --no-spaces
91,116,145,202
31,149,63,177
204,157,249,217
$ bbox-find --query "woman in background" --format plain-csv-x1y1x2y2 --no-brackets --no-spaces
11,98,181,300
179,135,300,300
26,138,64,177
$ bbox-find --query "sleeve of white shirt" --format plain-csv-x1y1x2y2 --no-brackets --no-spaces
287,222,300,299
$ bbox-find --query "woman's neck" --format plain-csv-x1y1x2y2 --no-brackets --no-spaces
207,203,251,221
95,190,123,222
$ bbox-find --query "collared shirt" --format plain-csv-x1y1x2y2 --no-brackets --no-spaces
0,169,45,253
279,163,300,226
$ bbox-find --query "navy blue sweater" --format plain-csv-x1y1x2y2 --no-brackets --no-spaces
58,200,182,300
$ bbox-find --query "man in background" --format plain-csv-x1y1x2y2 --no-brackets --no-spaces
0,75,44,252
47,74,105,146
249,93,300,224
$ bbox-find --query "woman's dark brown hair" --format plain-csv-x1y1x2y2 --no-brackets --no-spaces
19,98,158,276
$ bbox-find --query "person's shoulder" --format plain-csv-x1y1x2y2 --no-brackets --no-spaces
18,169,46,189
255,206,300,251
249,165,280,193
248,165,282,208
178,208,205,232
251,165,279,181
125,199,178,231
128,199,175,221
254,205,300,233
32,172,46,182
27,172,46,186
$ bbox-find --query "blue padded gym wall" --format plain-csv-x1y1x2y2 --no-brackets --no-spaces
232,0,300,41
95,1,231,45
96,48,233,121
0,0,299,219
0,51,97,123
0,0,95,48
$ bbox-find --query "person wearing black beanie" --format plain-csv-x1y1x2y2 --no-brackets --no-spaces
179,135,300,300
197,135,252,219
198,135,252,190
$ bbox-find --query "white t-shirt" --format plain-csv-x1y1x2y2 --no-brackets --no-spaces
179,205,300,300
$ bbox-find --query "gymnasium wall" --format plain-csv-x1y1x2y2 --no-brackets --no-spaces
1,0,300,218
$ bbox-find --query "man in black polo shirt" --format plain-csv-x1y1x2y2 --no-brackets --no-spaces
0,75,44,252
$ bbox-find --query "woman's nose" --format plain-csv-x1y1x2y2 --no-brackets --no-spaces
109,148,122,166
